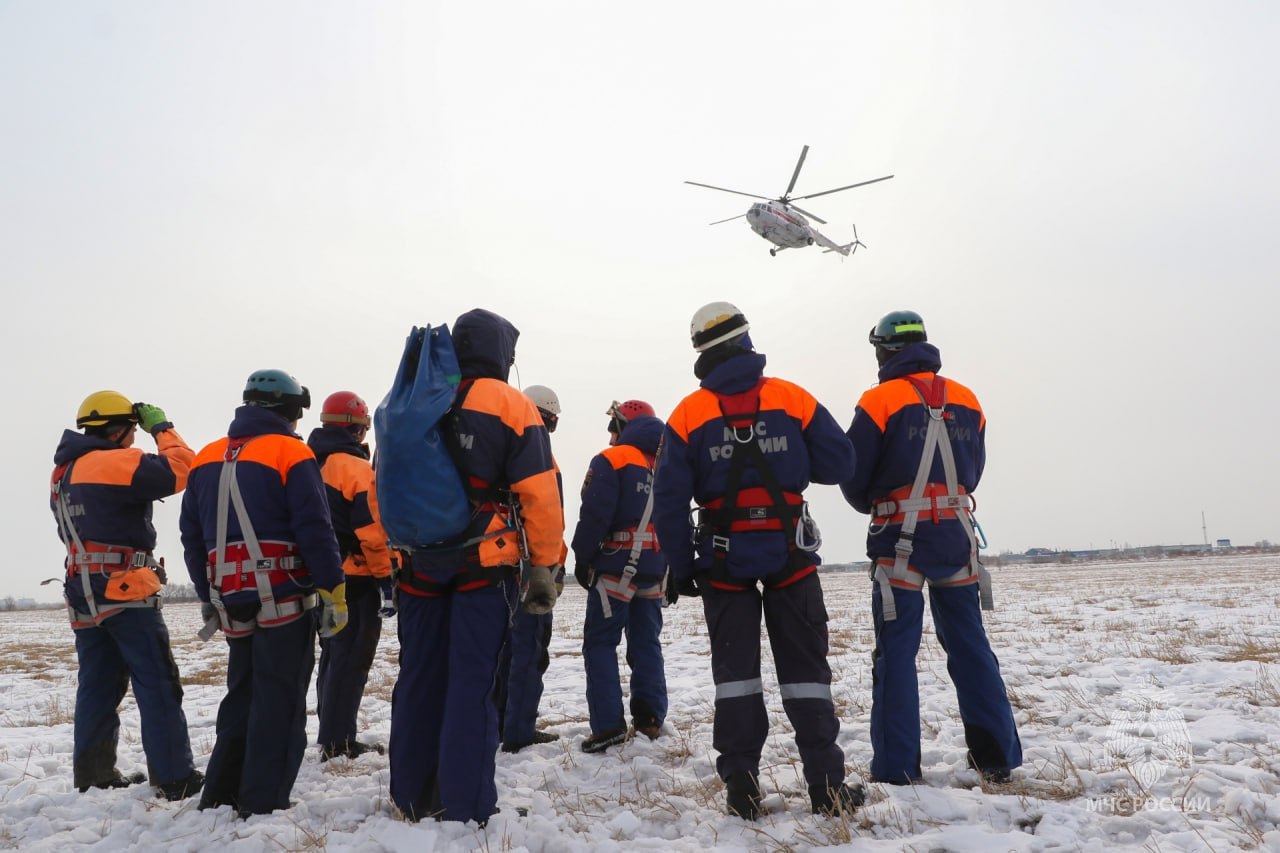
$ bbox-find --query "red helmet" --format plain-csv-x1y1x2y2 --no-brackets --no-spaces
320,391,371,427
607,399,656,429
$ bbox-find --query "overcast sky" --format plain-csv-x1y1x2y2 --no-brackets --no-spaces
3,2,1277,602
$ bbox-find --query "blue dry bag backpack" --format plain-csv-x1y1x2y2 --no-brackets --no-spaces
374,325,472,548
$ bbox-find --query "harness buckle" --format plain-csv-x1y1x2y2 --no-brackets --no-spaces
711,534,731,552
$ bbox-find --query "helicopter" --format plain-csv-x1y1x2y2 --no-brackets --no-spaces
685,145,892,257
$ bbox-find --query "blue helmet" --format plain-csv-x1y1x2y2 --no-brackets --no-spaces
243,369,311,413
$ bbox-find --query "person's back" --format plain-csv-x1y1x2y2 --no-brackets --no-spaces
653,302,862,819
573,405,669,753
308,391,393,761
839,310,1020,786
840,339,985,574
659,354,850,585
389,308,563,825
51,390,201,801
574,406,666,587
180,370,347,818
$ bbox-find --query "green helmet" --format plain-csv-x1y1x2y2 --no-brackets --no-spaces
868,310,927,351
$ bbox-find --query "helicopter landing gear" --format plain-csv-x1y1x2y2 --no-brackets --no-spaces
769,248,777,257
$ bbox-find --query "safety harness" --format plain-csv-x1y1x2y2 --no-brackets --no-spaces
52,462,164,629
197,437,317,640
870,375,992,621
692,379,821,591
593,453,665,617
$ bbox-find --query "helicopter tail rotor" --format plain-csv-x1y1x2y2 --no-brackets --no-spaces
849,223,867,255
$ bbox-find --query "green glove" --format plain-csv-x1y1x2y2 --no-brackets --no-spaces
133,403,170,435
318,582,349,638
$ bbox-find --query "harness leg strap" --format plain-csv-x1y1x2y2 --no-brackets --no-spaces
872,562,897,622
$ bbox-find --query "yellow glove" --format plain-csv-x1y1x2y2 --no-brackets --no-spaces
318,582,349,638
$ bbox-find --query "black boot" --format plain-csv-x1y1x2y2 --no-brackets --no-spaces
502,730,561,753
581,728,629,754
157,770,205,801
809,781,866,815
725,771,762,820
321,740,385,761
78,771,146,793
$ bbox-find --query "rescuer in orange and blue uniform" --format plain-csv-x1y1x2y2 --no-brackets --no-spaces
840,310,1021,785
51,391,203,800
180,370,348,817
652,302,865,819
308,390,393,761
494,384,568,754
389,308,563,824
572,400,669,754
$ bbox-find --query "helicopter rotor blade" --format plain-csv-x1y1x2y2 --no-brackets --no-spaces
782,144,809,199
709,213,748,226
684,181,771,201
789,204,827,225
791,174,894,202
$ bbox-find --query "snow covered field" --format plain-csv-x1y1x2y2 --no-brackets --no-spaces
2,552,1278,852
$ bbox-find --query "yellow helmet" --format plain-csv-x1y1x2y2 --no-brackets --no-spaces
76,390,137,428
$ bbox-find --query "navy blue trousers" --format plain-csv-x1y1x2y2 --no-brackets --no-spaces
582,587,667,734
199,612,316,815
701,572,844,787
870,581,1022,782
389,579,515,823
316,578,382,749
72,607,195,789
495,607,552,747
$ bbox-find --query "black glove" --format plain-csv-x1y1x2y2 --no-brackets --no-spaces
200,602,218,624
666,574,701,605
574,563,592,590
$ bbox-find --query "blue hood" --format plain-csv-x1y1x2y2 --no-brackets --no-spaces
228,405,301,441
454,308,519,382
700,351,768,395
878,342,942,383
307,424,369,465
618,415,664,455
53,429,120,467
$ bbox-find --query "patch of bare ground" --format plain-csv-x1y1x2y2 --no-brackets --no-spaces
1215,635,1280,663
181,660,226,687
0,644,77,677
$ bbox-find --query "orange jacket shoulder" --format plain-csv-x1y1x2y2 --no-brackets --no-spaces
68,448,144,487
463,379,542,434
668,389,720,441
191,434,313,483
602,444,650,471
323,453,374,499
758,377,818,428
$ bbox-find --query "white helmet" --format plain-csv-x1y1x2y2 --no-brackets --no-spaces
523,384,561,416
690,301,750,352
